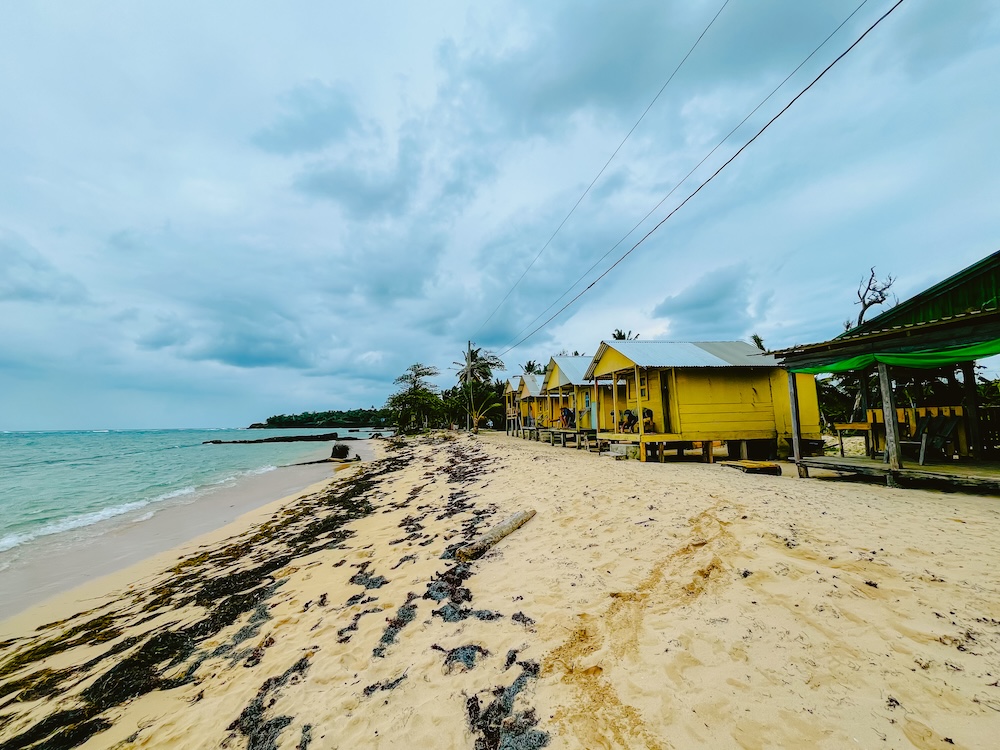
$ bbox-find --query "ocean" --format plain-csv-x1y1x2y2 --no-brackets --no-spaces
0,428,373,564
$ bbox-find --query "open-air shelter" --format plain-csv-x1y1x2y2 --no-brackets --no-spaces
772,249,1000,488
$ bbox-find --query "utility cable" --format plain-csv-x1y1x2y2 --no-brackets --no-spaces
472,0,732,339
498,0,907,357
498,0,872,353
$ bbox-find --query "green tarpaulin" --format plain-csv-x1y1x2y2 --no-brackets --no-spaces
791,338,1000,374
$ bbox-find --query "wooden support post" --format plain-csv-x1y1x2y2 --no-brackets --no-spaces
702,441,714,463
612,372,619,434
658,442,664,463
739,440,749,460
787,371,808,477
635,365,645,462
961,361,982,460
877,362,902,471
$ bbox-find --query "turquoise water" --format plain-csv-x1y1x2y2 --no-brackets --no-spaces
0,428,369,556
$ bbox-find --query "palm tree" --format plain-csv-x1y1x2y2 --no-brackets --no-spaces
751,333,765,351
612,329,639,340
454,342,503,430
521,360,542,375
454,341,504,385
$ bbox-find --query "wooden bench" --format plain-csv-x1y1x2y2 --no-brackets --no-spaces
832,421,872,457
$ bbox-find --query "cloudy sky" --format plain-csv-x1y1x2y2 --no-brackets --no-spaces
2,0,998,429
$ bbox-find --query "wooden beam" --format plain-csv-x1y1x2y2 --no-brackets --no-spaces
962,361,982,460
877,362,902,471
635,364,645,462
612,371,619,435
787,371,807,477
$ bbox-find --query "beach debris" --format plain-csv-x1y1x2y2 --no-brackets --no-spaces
297,724,313,750
431,644,490,673
349,562,389,590
456,509,537,562
467,661,549,750
337,607,382,644
226,656,310,750
865,580,879,588
243,636,276,668
390,554,417,569
504,650,518,670
373,593,419,658
362,673,408,697
512,612,535,628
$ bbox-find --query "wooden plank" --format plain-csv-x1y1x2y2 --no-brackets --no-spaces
720,460,782,476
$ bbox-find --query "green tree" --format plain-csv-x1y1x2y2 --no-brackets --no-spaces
521,360,542,375
386,363,442,433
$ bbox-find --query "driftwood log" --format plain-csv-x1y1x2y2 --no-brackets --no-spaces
456,509,536,562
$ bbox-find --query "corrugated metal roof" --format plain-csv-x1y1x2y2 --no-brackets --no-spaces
585,340,777,379
519,373,542,397
549,356,590,387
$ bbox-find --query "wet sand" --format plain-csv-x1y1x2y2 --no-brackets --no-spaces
1,432,999,749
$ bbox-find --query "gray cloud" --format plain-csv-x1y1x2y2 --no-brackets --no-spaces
0,230,88,304
253,81,364,155
652,264,770,340
294,133,423,218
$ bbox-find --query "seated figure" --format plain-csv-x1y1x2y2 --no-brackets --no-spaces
560,407,576,429
620,409,639,433
642,408,654,432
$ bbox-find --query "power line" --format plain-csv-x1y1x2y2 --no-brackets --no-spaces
497,0,873,353
498,0,907,357
472,0,732,339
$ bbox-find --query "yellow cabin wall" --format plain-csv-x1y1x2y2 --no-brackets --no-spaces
591,366,821,442
673,369,776,438
770,371,822,439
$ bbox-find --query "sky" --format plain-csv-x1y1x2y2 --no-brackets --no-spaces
2,0,999,430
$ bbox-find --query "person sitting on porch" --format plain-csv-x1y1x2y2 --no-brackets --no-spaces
560,407,575,428
620,409,638,432
642,408,654,432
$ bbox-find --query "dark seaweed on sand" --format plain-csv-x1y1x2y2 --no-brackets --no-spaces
0,450,414,750
467,662,549,750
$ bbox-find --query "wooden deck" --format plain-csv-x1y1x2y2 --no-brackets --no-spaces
798,455,1000,492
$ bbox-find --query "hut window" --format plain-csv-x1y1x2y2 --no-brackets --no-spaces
640,376,647,399
585,392,591,407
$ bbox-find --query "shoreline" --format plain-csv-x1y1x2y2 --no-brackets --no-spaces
1,432,998,748
0,439,378,619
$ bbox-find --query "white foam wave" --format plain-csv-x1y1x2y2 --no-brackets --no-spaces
0,485,199,553
0,499,150,552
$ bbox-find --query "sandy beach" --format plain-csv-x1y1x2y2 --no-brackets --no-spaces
2,432,999,749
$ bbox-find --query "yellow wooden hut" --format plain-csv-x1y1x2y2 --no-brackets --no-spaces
517,373,545,432
540,356,594,430
504,378,521,435
583,340,821,461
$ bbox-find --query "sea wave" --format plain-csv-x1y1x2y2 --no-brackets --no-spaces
0,485,198,553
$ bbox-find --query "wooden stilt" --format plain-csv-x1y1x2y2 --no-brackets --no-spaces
962,361,981,460
877,362,902,471
787,371,808,477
